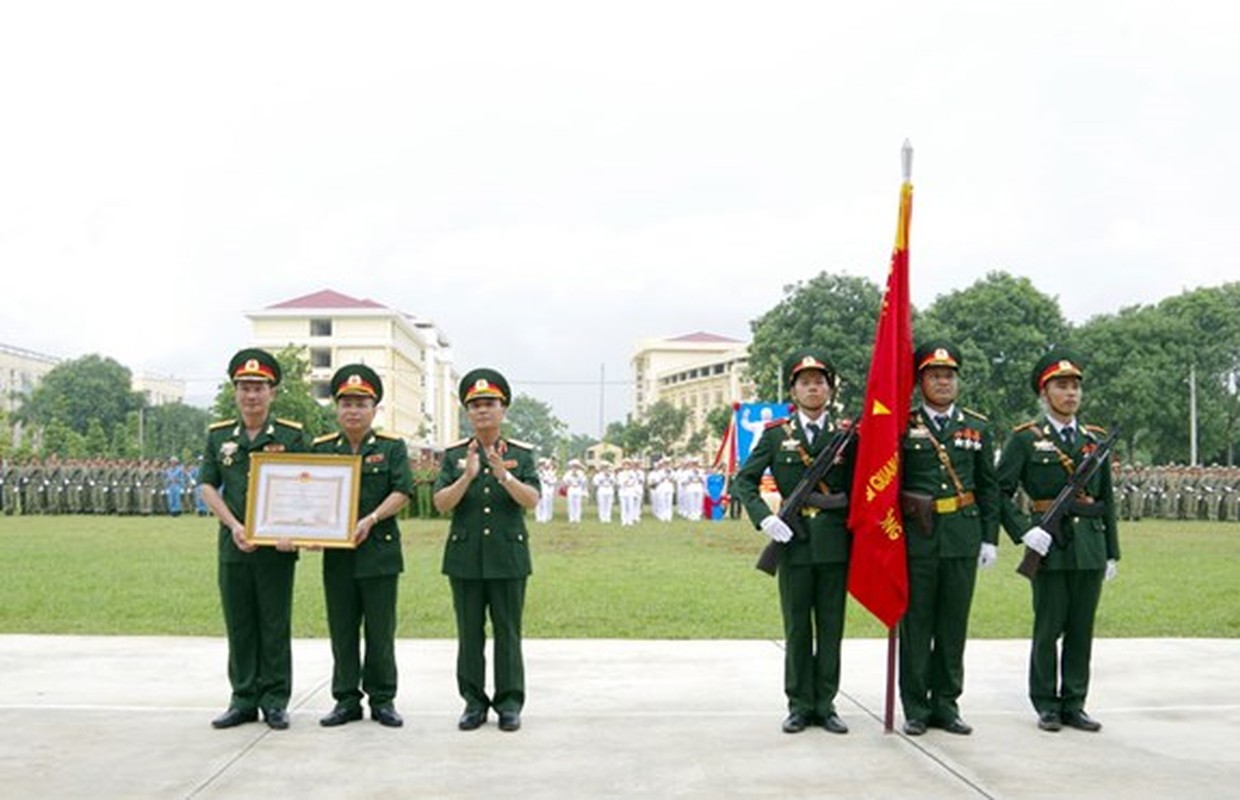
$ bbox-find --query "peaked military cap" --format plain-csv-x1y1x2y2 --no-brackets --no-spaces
228,348,281,385
783,349,836,387
331,363,383,403
914,340,961,372
1031,349,1083,394
459,367,510,406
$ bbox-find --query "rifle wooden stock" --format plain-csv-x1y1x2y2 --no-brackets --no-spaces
1016,546,1043,579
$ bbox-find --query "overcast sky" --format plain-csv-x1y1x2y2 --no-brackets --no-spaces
2,1,1236,435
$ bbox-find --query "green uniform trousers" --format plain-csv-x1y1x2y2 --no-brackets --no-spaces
324,570,399,710
450,577,526,714
1030,568,1104,714
778,561,847,718
899,556,978,724
218,556,296,711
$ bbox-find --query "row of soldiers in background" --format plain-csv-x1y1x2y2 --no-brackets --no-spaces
1114,463,1240,521
0,451,447,520
534,456,729,525
0,455,208,516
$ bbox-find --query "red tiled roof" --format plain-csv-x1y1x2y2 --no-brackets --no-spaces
668,331,741,343
267,289,386,310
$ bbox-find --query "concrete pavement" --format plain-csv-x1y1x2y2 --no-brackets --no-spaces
0,636,1237,798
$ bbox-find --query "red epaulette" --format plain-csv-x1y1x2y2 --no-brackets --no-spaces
764,417,790,430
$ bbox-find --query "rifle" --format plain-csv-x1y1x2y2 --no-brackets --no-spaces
755,426,856,576
1016,425,1121,580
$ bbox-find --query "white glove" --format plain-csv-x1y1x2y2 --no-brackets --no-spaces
760,515,794,543
978,542,998,569
1021,526,1053,556
1105,559,1118,581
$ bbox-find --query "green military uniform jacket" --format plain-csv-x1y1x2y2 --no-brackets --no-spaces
435,437,539,580
199,416,310,561
997,416,1120,569
902,407,1000,558
733,416,855,566
313,430,415,577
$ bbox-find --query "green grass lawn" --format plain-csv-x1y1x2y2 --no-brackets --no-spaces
0,513,1236,638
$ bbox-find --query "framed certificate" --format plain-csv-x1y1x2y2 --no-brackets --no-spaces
244,453,362,548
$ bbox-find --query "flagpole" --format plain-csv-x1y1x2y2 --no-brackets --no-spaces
884,139,914,734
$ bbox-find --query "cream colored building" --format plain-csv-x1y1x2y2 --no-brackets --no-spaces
0,342,60,417
630,332,753,453
133,374,186,407
245,289,459,450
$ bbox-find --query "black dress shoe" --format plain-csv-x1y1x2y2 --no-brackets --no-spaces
821,713,849,734
211,707,258,729
263,707,290,730
902,719,927,736
458,709,488,731
935,716,973,735
319,705,363,727
1062,710,1102,732
782,712,809,734
498,711,521,732
1037,711,1062,732
372,705,404,728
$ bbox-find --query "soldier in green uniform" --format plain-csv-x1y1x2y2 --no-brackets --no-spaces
997,350,1119,733
199,348,309,731
434,368,540,733
313,365,414,728
898,342,1000,736
732,350,855,735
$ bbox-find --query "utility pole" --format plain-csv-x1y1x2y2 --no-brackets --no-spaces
1189,363,1198,466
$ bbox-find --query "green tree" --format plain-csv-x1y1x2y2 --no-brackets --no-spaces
919,271,1070,439
748,271,882,407
140,402,214,460
41,419,86,458
605,415,648,456
644,400,690,457
211,346,335,437
560,432,599,463
705,405,734,438
501,394,567,455
17,354,143,449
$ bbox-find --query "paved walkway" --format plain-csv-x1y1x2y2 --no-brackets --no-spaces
0,636,1236,798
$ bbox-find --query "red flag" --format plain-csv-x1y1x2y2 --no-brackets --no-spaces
846,179,914,628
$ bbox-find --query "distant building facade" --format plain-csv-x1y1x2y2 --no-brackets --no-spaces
133,374,186,407
629,332,753,453
245,289,459,450
0,342,60,417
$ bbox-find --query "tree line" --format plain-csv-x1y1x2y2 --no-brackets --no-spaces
7,276,1237,467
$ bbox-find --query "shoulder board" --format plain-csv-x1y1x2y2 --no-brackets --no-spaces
275,418,304,429
1012,420,1038,433
506,438,535,450
374,431,402,440
312,433,338,445
962,407,989,421
764,417,790,430
1084,424,1108,435
446,437,471,449
209,419,236,431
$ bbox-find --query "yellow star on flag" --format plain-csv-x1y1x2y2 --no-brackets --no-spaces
871,400,892,416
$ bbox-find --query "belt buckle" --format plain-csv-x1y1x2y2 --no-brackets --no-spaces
800,507,819,518
935,497,957,514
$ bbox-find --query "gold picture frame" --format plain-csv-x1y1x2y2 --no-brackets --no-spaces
244,453,362,549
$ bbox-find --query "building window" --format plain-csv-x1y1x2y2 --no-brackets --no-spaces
310,348,331,369
311,381,332,401
310,318,333,337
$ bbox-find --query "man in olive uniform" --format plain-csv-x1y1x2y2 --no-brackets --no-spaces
733,350,855,735
998,350,1119,733
199,348,309,730
898,342,1000,736
314,364,414,728
434,368,540,733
